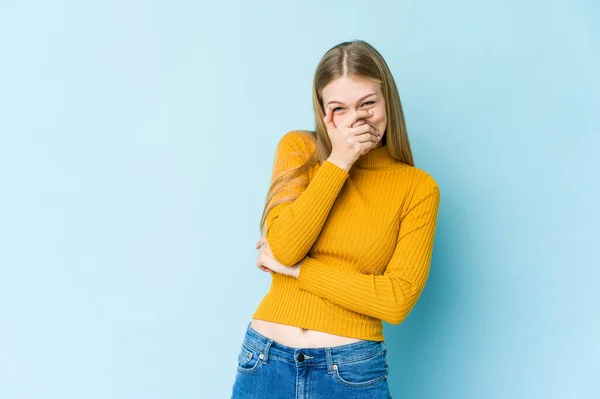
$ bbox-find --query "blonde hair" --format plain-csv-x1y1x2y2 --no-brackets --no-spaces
259,40,414,235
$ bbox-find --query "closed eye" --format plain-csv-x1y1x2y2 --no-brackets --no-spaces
332,101,375,113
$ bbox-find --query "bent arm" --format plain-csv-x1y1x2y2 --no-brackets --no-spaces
296,179,441,324
265,131,349,266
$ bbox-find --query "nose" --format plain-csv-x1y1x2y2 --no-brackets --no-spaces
350,111,368,128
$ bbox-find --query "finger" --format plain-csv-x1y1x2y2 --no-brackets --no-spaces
345,110,375,129
257,253,268,270
259,263,272,272
322,106,336,132
257,250,272,266
262,241,273,257
343,110,375,129
259,253,276,272
352,124,380,143
257,248,267,262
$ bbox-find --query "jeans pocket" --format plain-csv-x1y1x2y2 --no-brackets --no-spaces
236,343,264,374
332,350,389,388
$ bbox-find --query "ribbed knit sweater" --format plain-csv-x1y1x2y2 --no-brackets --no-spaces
252,130,441,341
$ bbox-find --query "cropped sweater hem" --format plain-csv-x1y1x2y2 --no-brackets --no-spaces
251,275,385,341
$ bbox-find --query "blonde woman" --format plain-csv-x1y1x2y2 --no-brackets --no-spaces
231,40,440,398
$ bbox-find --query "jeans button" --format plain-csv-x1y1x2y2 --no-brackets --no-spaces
296,353,304,362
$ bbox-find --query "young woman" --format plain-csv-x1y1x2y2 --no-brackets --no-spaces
230,40,440,398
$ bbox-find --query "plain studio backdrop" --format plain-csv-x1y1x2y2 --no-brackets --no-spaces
0,1,598,398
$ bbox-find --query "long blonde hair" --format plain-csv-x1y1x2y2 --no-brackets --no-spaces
259,40,414,235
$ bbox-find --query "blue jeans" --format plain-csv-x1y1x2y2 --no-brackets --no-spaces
230,322,391,398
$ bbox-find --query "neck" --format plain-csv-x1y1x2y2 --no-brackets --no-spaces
353,143,397,169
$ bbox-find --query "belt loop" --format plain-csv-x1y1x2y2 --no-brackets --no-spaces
325,347,333,374
262,338,274,364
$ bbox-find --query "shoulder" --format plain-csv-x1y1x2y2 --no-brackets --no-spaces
278,130,316,150
275,130,317,158
416,167,439,192
402,165,440,199
393,166,440,221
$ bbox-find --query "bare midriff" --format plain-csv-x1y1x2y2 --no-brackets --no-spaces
250,319,363,348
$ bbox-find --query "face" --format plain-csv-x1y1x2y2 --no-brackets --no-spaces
321,75,388,146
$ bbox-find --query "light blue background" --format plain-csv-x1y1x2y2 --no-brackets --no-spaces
1,1,598,398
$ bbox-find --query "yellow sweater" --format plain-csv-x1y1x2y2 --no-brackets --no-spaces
252,130,441,341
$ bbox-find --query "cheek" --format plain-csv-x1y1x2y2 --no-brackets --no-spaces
333,114,346,127
370,111,386,126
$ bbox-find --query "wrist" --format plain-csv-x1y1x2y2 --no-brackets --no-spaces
326,155,352,173
295,259,304,279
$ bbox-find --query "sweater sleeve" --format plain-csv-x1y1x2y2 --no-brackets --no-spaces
265,131,350,266
296,176,441,325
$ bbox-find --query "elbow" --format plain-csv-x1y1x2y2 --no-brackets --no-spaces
265,228,307,267
268,240,304,267
384,298,419,325
384,283,428,325
384,311,408,326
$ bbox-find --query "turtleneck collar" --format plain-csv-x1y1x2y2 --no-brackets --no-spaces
353,144,397,169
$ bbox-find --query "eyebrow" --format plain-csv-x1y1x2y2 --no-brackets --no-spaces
326,93,377,107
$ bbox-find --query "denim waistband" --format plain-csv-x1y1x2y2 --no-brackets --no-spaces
241,321,387,367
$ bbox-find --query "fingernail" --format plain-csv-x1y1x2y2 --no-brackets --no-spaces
369,110,374,115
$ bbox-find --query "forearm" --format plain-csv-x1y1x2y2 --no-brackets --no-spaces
296,256,428,324
266,160,349,266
